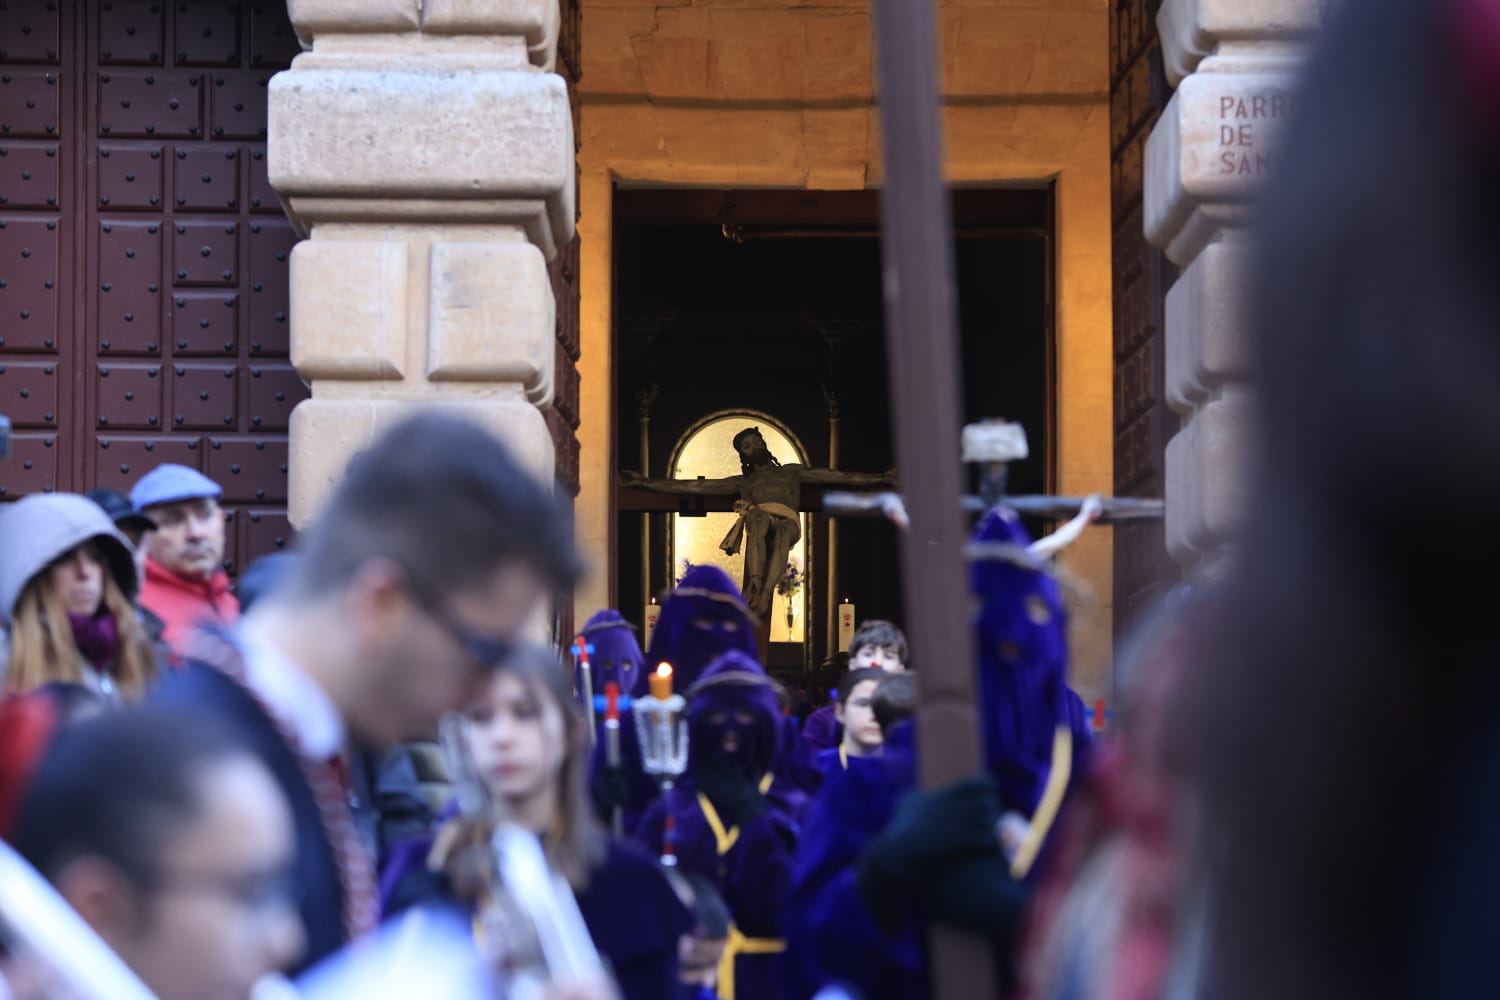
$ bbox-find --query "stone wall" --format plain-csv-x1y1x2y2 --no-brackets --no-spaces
1145,0,1323,574
574,0,1118,701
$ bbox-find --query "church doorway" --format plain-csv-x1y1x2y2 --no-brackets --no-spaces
613,187,1053,677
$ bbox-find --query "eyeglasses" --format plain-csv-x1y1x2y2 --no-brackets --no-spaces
402,571,514,671
153,865,302,916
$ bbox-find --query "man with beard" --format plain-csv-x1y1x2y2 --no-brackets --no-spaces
130,464,239,658
621,427,891,620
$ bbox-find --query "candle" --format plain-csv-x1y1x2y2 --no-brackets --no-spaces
838,600,856,652
644,597,661,644
650,662,673,701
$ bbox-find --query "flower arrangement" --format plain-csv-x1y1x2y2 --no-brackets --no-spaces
776,558,805,599
777,559,804,640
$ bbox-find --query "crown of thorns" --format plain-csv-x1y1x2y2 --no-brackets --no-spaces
732,427,762,452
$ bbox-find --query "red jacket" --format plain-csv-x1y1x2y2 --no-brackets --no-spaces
139,557,240,659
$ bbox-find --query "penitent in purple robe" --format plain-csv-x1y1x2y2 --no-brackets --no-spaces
599,571,762,834
632,650,796,1000
640,566,759,697
784,723,923,1000
581,609,657,835
784,505,1093,1000
636,777,795,1000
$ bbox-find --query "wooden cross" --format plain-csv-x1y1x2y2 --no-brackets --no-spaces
869,0,999,994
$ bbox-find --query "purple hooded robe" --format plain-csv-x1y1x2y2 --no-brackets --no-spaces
634,650,795,1000
783,505,1091,1000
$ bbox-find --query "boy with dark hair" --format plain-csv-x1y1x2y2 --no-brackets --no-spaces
153,410,580,973
816,668,886,775
803,620,910,753
848,620,909,672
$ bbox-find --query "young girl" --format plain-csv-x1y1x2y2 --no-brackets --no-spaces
0,494,158,699
383,644,692,1000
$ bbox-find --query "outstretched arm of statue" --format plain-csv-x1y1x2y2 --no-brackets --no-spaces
799,466,898,487
617,469,745,494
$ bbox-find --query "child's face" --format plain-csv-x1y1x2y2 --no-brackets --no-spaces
836,678,884,755
463,672,567,807
851,643,905,672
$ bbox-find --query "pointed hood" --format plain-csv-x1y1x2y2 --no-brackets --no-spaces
686,650,783,782
969,505,1071,814
641,565,757,695
579,609,644,696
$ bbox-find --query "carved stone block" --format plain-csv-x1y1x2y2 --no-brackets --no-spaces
1165,237,1248,414
267,69,575,255
1165,387,1250,565
422,0,560,68
284,0,421,41
288,239,407,380
288,397,555,526
427,241,554,405
1158,0,1325,84
1145,68,1298,262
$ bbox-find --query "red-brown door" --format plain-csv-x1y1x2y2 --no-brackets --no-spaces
0,0,306,576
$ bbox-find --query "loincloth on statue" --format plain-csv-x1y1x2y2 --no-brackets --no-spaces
719,500,800,556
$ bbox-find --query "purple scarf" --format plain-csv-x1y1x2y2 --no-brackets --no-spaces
68,611,120,672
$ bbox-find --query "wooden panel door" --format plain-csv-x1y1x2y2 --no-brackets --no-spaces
0,0,306,577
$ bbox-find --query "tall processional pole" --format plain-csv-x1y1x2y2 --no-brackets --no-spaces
868,0,999,995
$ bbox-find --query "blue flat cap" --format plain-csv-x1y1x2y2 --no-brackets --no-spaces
130,463,223,511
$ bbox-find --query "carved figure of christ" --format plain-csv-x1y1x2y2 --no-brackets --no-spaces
621,427,893,620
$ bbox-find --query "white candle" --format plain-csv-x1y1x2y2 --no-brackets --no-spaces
838,599,856,652
644,597,661,644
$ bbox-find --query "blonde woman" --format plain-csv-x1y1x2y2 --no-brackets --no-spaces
0,493,158,699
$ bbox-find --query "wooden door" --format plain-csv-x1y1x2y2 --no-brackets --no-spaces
0,0,306,576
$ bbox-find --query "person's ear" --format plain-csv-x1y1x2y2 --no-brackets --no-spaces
53,856,143,949
835,701,847,724
345,558,410,645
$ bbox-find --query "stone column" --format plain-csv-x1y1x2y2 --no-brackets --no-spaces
268,0,573,524
1145,0,1322,574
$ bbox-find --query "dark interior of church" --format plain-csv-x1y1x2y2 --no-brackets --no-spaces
613,187,1053,674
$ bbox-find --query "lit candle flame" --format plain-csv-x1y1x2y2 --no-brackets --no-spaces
649,661,674,702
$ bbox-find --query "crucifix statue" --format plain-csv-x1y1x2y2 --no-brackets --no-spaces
620,426,894,620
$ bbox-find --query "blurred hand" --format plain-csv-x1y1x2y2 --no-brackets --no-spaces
856,777,1005,929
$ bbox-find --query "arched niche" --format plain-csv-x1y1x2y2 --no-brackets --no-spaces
668,410,810,644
